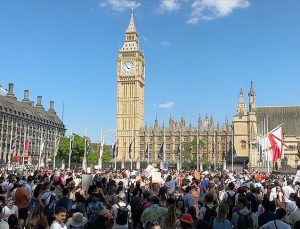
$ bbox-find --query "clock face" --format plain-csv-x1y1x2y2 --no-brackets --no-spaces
122,61,134,74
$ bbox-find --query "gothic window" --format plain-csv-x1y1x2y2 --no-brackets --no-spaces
240,140,247,150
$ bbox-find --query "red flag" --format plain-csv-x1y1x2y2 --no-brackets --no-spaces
268,125,284,161
23,139,30,157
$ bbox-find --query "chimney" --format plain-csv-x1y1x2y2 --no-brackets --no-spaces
36,96,44,109
48,101,56,114
22,90,30,103
6,83,17,99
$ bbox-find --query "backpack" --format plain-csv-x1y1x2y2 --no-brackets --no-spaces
116,203,129,225
45,193,56,214
236,212,254,229
204,205,217,228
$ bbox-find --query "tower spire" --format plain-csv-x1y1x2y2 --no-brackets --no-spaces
126,7,136,34
237,88,246,114
248,81,256,111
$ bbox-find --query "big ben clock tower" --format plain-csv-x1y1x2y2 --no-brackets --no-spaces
116,9,145,161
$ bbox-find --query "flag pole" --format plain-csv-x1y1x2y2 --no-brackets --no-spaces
231,124,234,172
68,130,72,170
98,129,103,170
213,128,217,170
147,130,150,166
267,116,270,174
114,141,117,171
130,131,133,171
83,131,86,171
8,119,14,167
22,125,27,169
163,127,166,169
196,128,199,171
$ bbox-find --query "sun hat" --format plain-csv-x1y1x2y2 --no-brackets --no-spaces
180,213,193,224
68,212,87,227
117,192,126,199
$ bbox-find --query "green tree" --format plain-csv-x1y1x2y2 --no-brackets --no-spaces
56,134,85,164
87,143,98,165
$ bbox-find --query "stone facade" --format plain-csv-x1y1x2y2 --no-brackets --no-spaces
138,115,233,168
0,83,65,166
116,10,145,160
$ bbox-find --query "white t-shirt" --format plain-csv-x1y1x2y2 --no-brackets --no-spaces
3,205,18,220
112,201,131,229
260,219,291,229
0,220,9,229
50,221,67,229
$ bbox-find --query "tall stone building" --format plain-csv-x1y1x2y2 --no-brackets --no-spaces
232,82,300,170
0,83,65,166
116,9,145,160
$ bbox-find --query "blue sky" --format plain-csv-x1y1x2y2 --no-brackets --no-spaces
1,0,300,144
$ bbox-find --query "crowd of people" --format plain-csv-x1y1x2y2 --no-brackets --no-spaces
0,166,299,229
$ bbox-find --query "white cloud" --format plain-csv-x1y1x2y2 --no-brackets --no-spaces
186,0,250,24
142,36,149,42
160,41,171,46
158,101,175,109
100,0,141,12
159,0,181,12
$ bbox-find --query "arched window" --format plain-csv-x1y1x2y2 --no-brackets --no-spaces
240,140,247,150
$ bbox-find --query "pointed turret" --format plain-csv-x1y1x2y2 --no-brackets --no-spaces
198,114,203,130
237,88,246,114
154,114,159,128
120,8,139,52
126,8,137,34
248,81,256,112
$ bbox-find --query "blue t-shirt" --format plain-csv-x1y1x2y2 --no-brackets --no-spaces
56,196,72,211
212,218,232,229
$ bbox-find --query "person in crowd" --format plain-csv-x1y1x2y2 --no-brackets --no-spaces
130,188,143,228
179,213,193,229
288,197,300,227
50,206,67,229
0,206,9,229
187,206,198,229
87,192,105,227
111,192,131,229
141,196,167,228
231,196,258,229
25,204,49,229
2,197,18,221
276,185,286,209
258,198,277,227
7,214,19,229
283,179,295,203
162,203,176,229
56,188,72,212
286,193,298,218
183,186,194,209
199,193,217,227
222,182,236,220
175,196,186,218
212,202,231,229
15,181,30,227
66,212,87,229
259,208,291,229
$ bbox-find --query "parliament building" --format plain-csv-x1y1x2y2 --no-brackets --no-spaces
116,10,300,170
0,83,65,165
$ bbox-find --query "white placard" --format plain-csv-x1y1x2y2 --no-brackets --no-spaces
82,174,93,191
